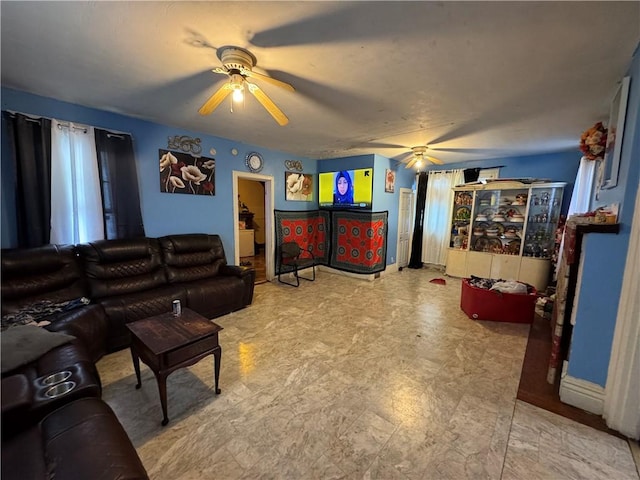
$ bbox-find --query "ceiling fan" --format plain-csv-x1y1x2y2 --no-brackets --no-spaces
198,46,294,126
402,146,444,169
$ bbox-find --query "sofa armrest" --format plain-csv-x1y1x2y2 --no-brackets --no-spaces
44,304,109,363
1,374,33,439
219,264,252,278
1,374,32,415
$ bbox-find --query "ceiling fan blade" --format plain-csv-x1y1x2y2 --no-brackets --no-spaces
426,155,444,165
405,157,418,169
198,83,233,115
245,70,295,92
246,82,289,126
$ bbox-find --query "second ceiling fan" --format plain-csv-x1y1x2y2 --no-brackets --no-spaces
402,146,444,169
198,46,294,126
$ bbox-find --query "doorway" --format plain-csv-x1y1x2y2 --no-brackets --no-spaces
397,188,414,269
232,171,274,283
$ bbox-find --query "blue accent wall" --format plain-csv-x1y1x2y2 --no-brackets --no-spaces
1,87,317,260
427,149,581,216
567,43,640,386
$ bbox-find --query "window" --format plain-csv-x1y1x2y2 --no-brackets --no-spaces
50,120,104,244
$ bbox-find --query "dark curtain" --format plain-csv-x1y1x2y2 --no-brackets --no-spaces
408,172,428,269
4,112,52,247
94,129,145,239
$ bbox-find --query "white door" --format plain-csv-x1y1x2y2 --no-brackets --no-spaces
397,188,414,268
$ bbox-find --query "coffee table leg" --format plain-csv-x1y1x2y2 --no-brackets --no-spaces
155,373,169,426
213,346,222,394
130,348,142,389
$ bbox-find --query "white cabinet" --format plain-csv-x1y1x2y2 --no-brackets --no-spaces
465,251,492,278
446,249,467,277
445,180,565,291
239,229,255,257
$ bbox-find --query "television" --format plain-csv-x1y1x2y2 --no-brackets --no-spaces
318,168,373,210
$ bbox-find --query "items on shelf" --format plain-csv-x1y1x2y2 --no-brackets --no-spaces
445,181,566,291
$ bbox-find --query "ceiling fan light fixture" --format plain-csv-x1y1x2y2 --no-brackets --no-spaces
232,85,244,102
230,73,244,102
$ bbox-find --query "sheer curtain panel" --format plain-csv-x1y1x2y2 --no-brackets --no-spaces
94,129,144,239
3,112,52,247
422,169,464,265
50,120,104,244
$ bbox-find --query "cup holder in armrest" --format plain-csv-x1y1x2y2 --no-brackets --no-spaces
40,371,72,386
44,381,76,399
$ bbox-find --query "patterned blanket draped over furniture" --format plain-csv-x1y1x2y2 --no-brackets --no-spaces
274,210,388,276
274,210,330,275
330,210,388,274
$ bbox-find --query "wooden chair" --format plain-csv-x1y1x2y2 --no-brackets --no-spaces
277,242,316,287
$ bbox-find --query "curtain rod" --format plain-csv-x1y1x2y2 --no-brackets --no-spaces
56,122,88,134
428,165,505,174
4,110,131,138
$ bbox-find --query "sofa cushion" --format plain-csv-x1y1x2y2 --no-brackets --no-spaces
76,237,166,299
1,326,75,374
1,245,88,316
1,297,90,330
95,285,186,351
182,276,247,319
159,234,227,283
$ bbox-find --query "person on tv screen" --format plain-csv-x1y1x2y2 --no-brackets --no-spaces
334,170,354,205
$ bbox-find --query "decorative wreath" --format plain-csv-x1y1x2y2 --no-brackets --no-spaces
579,122,608,160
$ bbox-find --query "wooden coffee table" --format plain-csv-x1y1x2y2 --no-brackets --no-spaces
126,308,223,426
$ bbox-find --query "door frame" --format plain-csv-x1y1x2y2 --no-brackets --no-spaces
396,187,414,268
232,171,275,282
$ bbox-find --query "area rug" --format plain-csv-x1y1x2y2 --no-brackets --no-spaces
330,210,387,274
274,210,330,274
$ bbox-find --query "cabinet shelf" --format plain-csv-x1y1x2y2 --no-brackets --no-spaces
446,181,566,290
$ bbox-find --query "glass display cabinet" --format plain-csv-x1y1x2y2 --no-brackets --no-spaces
445,181,565,290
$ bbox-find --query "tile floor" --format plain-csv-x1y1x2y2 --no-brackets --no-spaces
97,269,639,479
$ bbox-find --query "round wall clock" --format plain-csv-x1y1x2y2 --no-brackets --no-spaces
246,152,264,173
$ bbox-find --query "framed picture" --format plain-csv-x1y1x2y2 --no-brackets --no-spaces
159,149,215,195
285,172,313,201
385,169,396,193
601,76,630,189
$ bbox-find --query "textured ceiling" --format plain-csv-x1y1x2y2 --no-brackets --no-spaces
1,1,638,165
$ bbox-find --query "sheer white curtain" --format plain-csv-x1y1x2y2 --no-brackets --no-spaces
50,120,104,244
556,156,597,270
422,169,464,265
568,156,596,215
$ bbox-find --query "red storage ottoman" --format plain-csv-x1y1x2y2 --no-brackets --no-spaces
460,278,537,324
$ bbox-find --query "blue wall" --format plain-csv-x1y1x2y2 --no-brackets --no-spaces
1,87,316,260
567,43,640,386
426,149,582,216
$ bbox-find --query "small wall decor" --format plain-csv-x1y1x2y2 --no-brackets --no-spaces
167,135,202,156
284,160,303,172
285,172,313,201
159,149,215,195
601,76,630,189
385,169,396,193
246,152,264,173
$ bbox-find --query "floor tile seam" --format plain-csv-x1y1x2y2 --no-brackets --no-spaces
355,422,406,480
498,391,521,480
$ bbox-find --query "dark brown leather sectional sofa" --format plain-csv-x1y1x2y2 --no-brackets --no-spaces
1,233,256,480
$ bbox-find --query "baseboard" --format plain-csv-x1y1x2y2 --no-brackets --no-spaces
559,374,605,415
317,264,397,281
